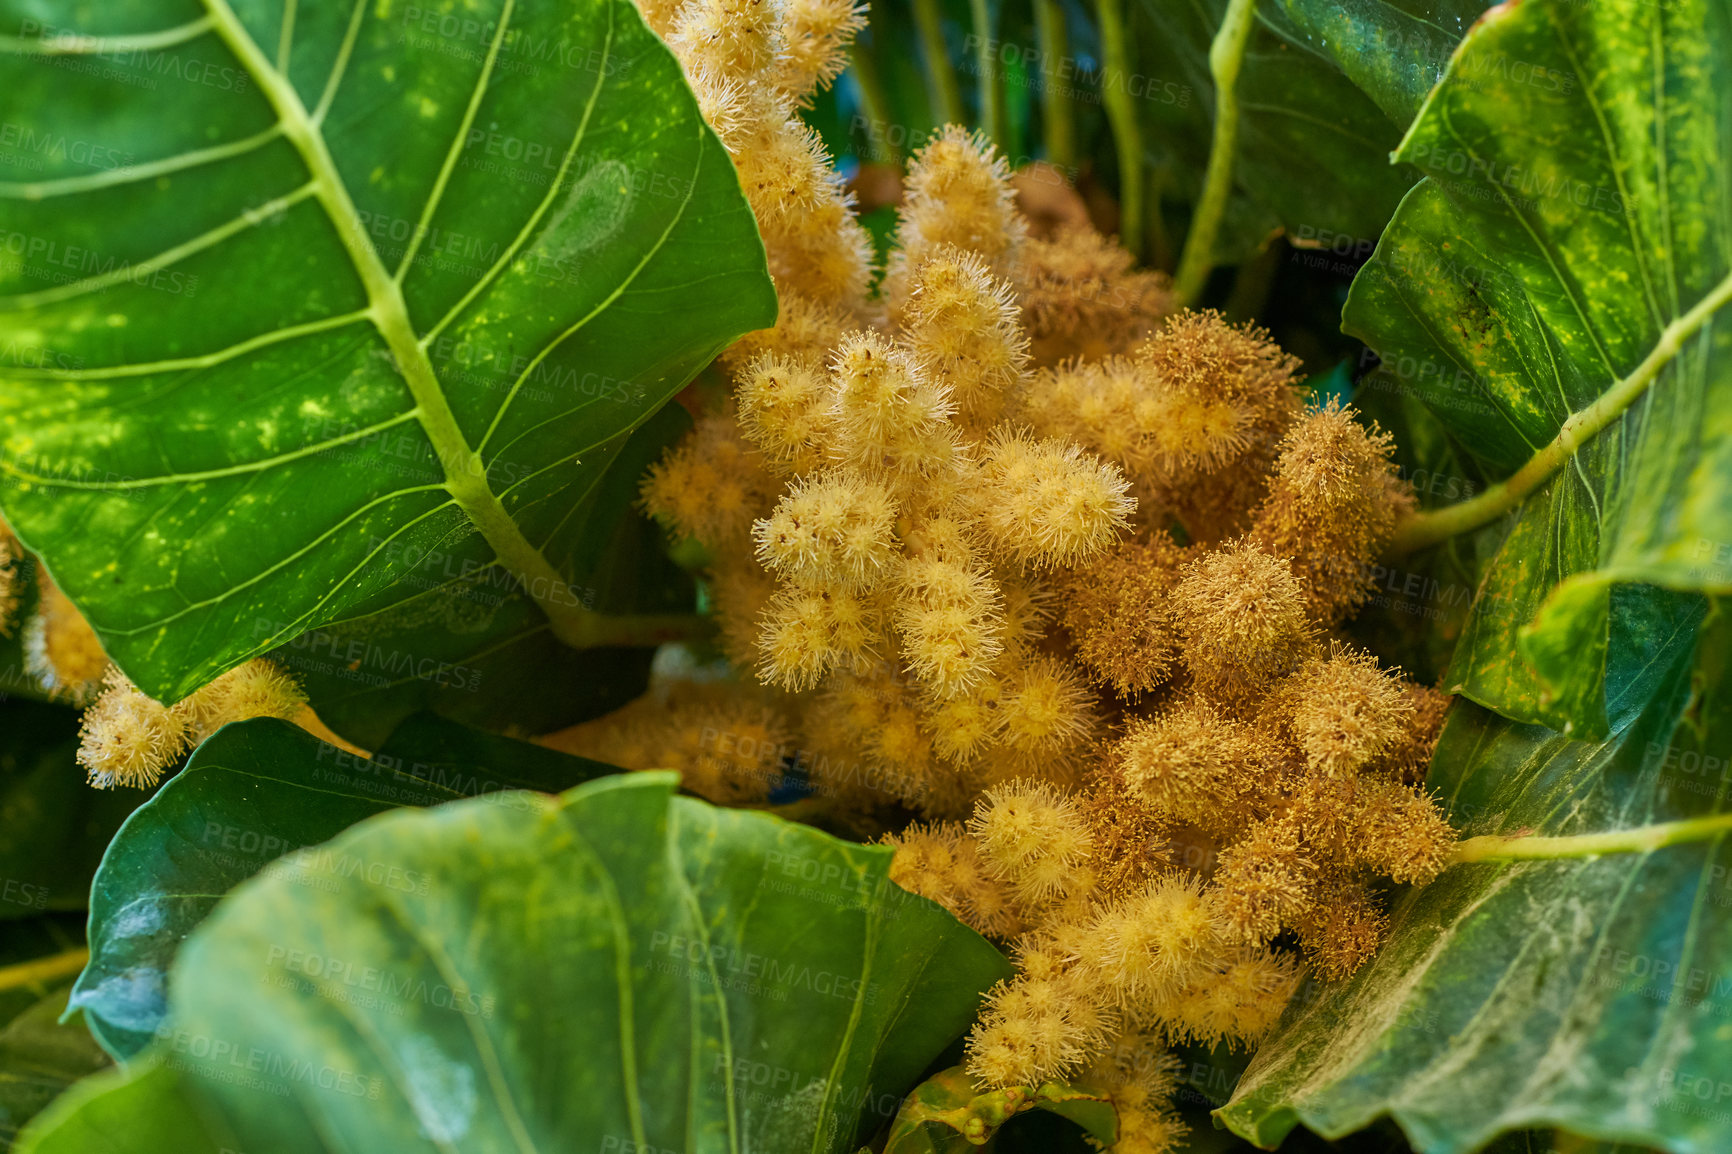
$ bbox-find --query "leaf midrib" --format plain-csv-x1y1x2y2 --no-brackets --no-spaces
199,0,596,651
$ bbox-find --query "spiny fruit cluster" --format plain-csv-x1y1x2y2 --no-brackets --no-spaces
547,0,1461,1144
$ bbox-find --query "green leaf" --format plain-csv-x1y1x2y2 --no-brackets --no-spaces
884,1066,1118,1153
70,714,617,1060
1343,0,1732,736
273,402,696,748
0,0,774,704
0,987,110,1150
0,699,142,922
27,773,1010,1154
0,914,110,1148
1219,602,1732,1153
1131,0,1489,260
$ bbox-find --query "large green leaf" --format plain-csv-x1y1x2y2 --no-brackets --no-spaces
273,401,696,748
25,773,1010,1154
70,714,618,1059
1130,0,1489,261
0,0,774,704
1343,0,1732,736
0,699,141,922
1220,602,1732,1153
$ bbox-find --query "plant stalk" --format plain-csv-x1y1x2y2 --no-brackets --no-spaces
969,0,1005,144
1450,810,1732,866
1389,268,1732,554
911,0,966,128
205,0,706,655
0,948,88,994
1093,0,1142,256
849,30,900,163
1033,0,1075,171
1172,0,1257,304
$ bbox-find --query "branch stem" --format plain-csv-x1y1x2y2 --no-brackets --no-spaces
205,0,699,654
968,0,1004,144
1172,0,1256,303
1094,0,1141,256
849,35,898,163
1033,0,1075,171
1450,810,1732,866
911,0,965,128
1389,269,1732,554
0,948,88,994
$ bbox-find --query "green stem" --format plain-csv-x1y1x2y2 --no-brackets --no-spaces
1094,0,1141,256
1033,0,1075,171
1172,0,1257,305
968,0,1005,144
204,0,703,654
1223,235,1283,323
911,0,966,128
849,30,900,164
1450,811,1732,866
1389,268,1732,554
0,948,88,993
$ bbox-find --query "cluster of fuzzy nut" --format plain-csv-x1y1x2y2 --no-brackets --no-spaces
885,612,1453,1094
0,520,318,789
635,131,1161,822
643,0,872,312
582,5,1454,1141
76,660,308,789
875,410,1453,1094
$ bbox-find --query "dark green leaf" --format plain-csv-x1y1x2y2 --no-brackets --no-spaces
28,773,1010,1154
0,0,773,704
70,715,617,1060
0,987,109,1151
0,914,109,1149
1220,602,1732,1153
1131,0,1489,261
1343,0,1732,736
275,403,695,748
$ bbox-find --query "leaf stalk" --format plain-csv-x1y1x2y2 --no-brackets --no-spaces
912,0,966,128
1093,0,1142,256
1171,0,1257,303
1033,0,1076,171
1450,810,1732,865
969,0,1005,144
1388,270,1732,554
203,0,704,655
0,948,88,994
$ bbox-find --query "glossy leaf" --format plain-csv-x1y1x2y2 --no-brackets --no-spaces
26,773,1010,1154
1343,0,1732,736
1221,603,1732,1153
0,0,774,704
70,715,618,1060
1130,0,1490,260
274,403,695,749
